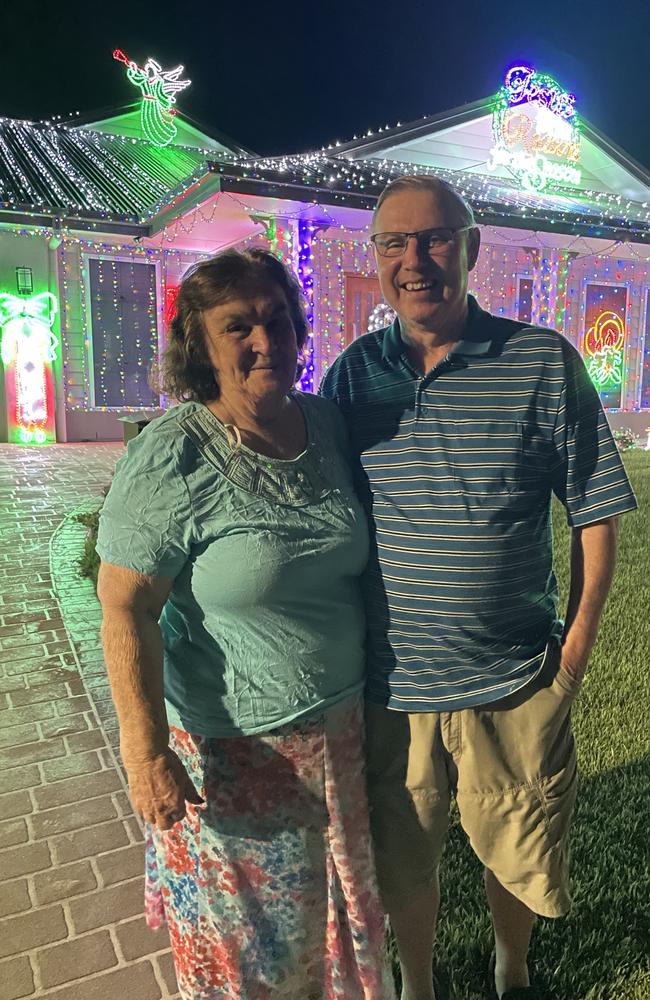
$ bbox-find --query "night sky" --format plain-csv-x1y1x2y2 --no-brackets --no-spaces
3,0,650,170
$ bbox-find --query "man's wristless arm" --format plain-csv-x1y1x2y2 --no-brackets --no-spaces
561,517,619,678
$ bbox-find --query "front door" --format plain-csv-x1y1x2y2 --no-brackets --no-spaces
343,275,384,347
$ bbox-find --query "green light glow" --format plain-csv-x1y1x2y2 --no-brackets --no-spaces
114,50,190,148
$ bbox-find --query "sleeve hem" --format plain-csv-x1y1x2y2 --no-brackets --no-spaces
94,546,179,580
566,499,638,528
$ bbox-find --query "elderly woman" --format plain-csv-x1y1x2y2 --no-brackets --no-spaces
96,248,395,999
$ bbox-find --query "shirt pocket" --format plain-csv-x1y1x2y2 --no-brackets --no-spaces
451,419,523,502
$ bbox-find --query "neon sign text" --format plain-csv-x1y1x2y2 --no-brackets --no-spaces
503,64,577,121
487,145,581,192
492,62,581,192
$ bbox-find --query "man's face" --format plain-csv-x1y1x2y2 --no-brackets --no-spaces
372,189,480,335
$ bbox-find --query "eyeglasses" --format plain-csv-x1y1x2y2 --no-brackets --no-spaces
370,226,473,258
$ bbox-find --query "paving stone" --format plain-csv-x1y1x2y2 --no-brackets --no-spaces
0,644,47,663
1,612,44,626
65,729,106,754
27,667,77,689
0,625,25,638
32,858,98,905
125,814,144,842
10,682,69,707
0,903,67,959
33,768,121,811
115,915,171,962
0,839,52,878
0,632,49,650
39,714,90,740
95,842,145,887
52,819,131,864
0,954,35,999
30,794,117,838
0,816,29,847
113,789,134,816
0,702,56,726
69,876,144,933
54,695,91,717
0,737,65,769
0,722,40,748
0,763,41,794
155,951,179,995
0,788,33,820
41,750,103,783
34,617,65,632
0,675,27,694
0,877,32,918
42,959,162,1000
36,928,118,989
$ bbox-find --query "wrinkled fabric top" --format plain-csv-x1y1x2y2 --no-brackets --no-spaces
97,393,369,736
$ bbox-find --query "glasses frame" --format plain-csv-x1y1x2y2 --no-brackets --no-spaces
370,226,474,258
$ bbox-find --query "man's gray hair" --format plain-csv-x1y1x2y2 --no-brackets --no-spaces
373,175,475,229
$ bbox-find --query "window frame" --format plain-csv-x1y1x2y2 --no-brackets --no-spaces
82,253,163,410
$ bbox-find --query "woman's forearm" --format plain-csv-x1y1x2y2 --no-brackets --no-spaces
100,610,170,765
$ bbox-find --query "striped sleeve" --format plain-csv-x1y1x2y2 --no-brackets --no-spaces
551,341,637,527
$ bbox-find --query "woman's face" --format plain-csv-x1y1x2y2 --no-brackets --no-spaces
201,276,299,410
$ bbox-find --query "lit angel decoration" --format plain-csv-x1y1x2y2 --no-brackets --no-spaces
113,49,191,148
584,310,625,390
0,292,59,444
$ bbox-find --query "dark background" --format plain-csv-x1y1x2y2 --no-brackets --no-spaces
3,0,649,168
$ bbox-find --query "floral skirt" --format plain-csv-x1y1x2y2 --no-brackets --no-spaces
144,695,396,999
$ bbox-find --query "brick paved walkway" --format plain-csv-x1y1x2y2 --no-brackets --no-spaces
0,444,179,999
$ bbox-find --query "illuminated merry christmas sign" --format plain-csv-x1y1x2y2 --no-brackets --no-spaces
113,49,191,147
488,64,582,192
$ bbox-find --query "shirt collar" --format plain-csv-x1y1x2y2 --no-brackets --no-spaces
381,294,493,364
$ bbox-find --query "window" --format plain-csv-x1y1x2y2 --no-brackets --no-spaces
582,283,628,410
641,290,650,410
87,257,159,408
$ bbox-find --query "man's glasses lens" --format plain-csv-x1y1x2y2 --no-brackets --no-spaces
372,229,458,257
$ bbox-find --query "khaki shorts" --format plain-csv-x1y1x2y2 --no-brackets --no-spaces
365,642,579,918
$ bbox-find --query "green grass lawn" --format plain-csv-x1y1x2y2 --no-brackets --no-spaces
420,451,650,1000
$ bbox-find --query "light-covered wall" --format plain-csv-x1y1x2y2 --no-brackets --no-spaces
564,254,650,411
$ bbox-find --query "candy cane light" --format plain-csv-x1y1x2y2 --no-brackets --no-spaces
0,292,59,444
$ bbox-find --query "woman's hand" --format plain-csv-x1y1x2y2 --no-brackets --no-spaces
126,748,204,830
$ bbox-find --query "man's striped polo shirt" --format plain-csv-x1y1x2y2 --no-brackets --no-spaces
320,295,637,711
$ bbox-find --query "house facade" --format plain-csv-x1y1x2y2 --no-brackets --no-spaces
1,61,649,444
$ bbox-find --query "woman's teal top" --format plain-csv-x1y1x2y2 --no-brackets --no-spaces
96,393,369,737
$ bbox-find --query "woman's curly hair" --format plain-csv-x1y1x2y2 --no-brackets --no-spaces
155,248,310,402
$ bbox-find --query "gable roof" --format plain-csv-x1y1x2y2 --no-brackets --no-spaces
0,116,210,225
330,97,650,205
68,103,255,158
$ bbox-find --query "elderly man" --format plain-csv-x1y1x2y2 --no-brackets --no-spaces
320,176,636,1000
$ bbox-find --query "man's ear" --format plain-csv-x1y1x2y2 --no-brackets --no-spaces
467,227,481,272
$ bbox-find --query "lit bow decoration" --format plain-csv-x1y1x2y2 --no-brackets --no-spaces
0,292,59,437
0,293,59,363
